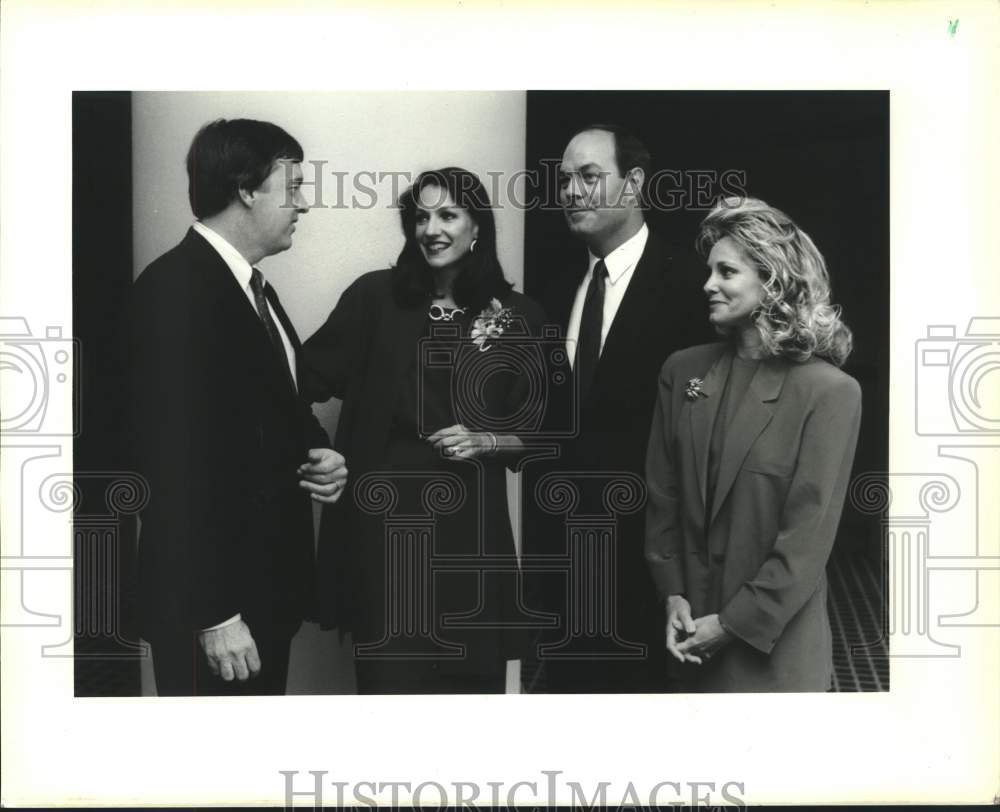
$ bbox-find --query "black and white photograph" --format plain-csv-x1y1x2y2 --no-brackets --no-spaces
71,90,888,698
2,1,997,808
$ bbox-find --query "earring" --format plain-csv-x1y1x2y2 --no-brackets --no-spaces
469,238,478,254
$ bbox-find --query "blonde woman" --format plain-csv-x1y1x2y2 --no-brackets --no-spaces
645,197,861,691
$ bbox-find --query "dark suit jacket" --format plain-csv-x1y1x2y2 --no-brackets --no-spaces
131,228,328,640
527,231,712,645
645,342,862,691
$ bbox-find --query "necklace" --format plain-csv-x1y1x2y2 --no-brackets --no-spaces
428,304,466,322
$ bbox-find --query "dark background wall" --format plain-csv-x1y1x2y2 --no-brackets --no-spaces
524,90,889,556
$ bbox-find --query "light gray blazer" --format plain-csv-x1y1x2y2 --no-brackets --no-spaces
645,342,862,691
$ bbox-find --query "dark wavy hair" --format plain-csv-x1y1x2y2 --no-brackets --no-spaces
697,197,853,366
186,118,303,219
393,167,513,311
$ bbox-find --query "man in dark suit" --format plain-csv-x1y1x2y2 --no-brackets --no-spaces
527,124,709,692
132,118,347,696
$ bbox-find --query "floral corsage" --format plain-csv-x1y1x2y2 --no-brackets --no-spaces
685,377,709,401
470,297,515,352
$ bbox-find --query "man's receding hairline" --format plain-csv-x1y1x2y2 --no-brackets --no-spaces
573,126,616,138
564,129,621,174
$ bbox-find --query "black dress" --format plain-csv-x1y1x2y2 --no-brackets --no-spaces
302,271,553,694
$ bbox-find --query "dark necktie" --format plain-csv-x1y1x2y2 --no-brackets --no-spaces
250,268,295,387
575,259,608,400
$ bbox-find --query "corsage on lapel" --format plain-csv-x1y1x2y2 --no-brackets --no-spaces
471,297,514,352
685,377,709,401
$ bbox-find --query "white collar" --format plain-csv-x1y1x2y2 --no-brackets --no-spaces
193,221,255,289
588,222,649,285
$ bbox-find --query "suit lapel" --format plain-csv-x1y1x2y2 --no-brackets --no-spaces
708,357,788,526
596,236,668,378
185,229,298,402
264,284,302,393
688,347,730,514
266,288,301,352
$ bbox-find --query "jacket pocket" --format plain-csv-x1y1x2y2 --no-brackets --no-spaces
742,458,794,478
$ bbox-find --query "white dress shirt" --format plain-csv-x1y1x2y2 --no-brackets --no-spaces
565,223,649,368
192,221,297,389
191,221,298,632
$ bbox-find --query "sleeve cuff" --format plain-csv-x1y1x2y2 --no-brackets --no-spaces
648,556,686,601
719,591,780,654
201,613,242,632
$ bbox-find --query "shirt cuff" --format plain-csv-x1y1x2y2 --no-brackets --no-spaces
201,613,242,632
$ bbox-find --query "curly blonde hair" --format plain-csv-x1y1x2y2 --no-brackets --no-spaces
696,197,853,366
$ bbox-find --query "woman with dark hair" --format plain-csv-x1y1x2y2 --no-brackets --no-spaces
644,197,861,692
302,167,549,694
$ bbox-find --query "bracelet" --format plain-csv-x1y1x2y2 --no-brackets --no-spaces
487,432,498,456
